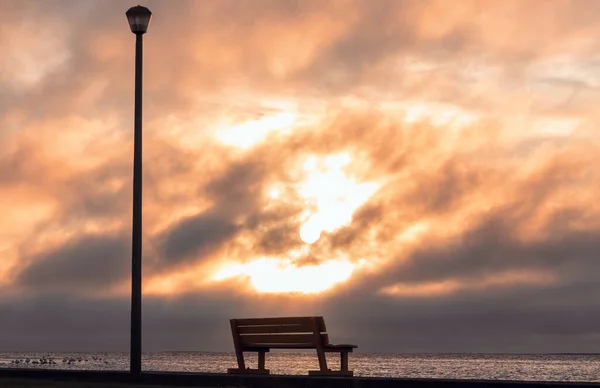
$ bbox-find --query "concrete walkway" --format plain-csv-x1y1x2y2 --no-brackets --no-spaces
1,368,599,388
1,379,190,388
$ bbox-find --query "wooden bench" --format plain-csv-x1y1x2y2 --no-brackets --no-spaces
227,316,357,376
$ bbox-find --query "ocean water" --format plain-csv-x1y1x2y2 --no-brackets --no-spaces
1,351,599,382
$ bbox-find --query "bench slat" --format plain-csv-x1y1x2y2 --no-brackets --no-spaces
244,344,321,351
240,333,329,346
237,322,315,334
243,343,356,351
234,316,326,332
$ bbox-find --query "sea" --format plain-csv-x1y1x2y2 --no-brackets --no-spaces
1,352,599,382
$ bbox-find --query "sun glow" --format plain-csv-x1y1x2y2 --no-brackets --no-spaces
212,257,355,294
298,154,380,244
216,112,297,149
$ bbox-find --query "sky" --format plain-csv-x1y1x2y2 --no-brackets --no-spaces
1,0,600,354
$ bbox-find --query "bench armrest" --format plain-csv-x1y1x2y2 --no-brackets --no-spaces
324,344,357,351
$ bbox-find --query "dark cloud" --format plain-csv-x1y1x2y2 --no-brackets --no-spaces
318,262,600,353
382,211,600,286
405,160,487,215
254,222,302,255
0,295,130,352
16,234,129,293
0,291,320,352
159,208,240,265
157,159,269,265
3,276,600,353
60,161,131,220
202,159,267,206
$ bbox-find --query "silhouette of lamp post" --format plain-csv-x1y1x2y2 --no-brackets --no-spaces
126,4,151,378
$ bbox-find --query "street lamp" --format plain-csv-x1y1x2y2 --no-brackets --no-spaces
126,4,151,378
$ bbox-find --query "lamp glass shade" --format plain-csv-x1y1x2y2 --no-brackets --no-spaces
126,6,152,34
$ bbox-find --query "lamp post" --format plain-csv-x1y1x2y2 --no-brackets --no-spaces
126,5,151,378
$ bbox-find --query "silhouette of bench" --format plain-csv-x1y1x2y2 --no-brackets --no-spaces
227,316,357,376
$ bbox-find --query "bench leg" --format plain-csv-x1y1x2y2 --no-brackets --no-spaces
258,351,266,370
235,350,245,369
228,350,270,375
316,348,328,372
308,351,353,377
340,351,349,372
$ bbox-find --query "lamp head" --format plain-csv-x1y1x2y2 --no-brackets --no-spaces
126,5,152,34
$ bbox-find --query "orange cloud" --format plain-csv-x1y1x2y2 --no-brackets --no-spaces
2,2,600,354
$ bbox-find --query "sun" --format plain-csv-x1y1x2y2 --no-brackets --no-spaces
299,215,323,244
202,148,379,294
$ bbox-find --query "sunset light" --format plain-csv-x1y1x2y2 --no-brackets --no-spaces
212,257,355,294
3,0,600,363
216,112,297,149
298,154,380,244
380,270,557,298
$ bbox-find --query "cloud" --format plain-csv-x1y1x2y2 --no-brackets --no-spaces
2,0,600,354
15,233,130,294
159,209,240,265
155,159,267,265
0,290,326,352
319,284,600,353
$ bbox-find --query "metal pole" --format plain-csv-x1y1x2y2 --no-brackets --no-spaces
130,32,143,378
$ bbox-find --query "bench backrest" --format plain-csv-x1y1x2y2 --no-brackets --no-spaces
231,316,329,348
